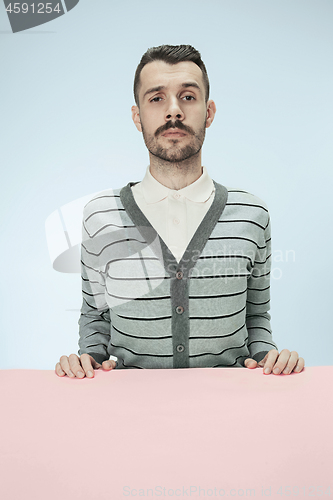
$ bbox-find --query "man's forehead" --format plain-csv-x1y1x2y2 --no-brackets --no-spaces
139,60,204,94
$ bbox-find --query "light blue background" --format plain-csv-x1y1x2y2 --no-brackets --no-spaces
1,0,332,369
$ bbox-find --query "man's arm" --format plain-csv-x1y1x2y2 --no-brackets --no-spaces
55,266,116,378
55,200,116,378
245,213,277,361
244,212,304,374
77,263,111,364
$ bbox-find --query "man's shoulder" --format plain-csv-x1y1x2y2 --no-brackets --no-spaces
218,186,270,229
82,187,124,218
224,186,269,212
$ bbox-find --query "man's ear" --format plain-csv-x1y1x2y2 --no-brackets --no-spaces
205,100,216,129
131,105,142,132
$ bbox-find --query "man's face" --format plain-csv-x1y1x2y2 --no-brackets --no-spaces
132,60,216,163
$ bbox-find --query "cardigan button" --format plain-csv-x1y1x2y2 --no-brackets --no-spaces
176,344,185,353
176,271,183,280
175,306,184,314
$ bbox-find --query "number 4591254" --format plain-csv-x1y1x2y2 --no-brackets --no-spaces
6,3,61,14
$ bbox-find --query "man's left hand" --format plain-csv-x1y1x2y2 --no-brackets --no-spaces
244,349,305,374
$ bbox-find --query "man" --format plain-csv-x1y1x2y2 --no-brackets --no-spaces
55,44,304,379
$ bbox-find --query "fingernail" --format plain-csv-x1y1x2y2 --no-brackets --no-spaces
283,369,290,374
69,370,75,377
87,371,93,378
77,371,84,378
273,368,280,374
264,368,270,374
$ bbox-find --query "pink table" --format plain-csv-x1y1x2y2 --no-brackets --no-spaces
1,367,332,499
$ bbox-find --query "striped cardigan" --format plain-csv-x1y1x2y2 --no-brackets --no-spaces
78,181,278,369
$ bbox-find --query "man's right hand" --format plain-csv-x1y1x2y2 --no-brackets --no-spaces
55,353,116,379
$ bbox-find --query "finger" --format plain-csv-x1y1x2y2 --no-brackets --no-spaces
256,353,268,367
89,355,102,370
293,356,305,373
270,349,292,375
68,353,86,378
102,360,117,371
282,351,299,374
80,354,101,378
59,355,76,378
262,349,280,374
55,362,66,377
244,358,258,369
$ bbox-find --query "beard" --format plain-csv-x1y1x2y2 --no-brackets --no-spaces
141,119,206,163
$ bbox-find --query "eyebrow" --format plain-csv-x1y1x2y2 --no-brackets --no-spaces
143,81,201,99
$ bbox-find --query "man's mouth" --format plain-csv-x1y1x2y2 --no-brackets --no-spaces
154,120,194,138
161,129,187,138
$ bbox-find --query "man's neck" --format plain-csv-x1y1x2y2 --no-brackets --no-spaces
148,152,203,190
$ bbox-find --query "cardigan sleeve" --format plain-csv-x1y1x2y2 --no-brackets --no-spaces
77,264,111,364
245,213,278,363
77,204,111,364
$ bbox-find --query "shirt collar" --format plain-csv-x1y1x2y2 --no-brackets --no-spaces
140,165,215,204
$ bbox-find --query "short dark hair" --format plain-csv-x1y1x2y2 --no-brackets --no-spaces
133,44,210,106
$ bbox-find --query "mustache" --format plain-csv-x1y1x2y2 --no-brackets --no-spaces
154,120,194,137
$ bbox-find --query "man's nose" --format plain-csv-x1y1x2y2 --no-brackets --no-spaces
165,98,184,122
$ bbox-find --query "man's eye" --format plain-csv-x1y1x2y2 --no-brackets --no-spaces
183,95,195,101
151,97,162,102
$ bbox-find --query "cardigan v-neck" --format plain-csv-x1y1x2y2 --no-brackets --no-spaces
120,179,228,279
131,166,216,263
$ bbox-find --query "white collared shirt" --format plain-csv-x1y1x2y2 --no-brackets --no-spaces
131,166,215,262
